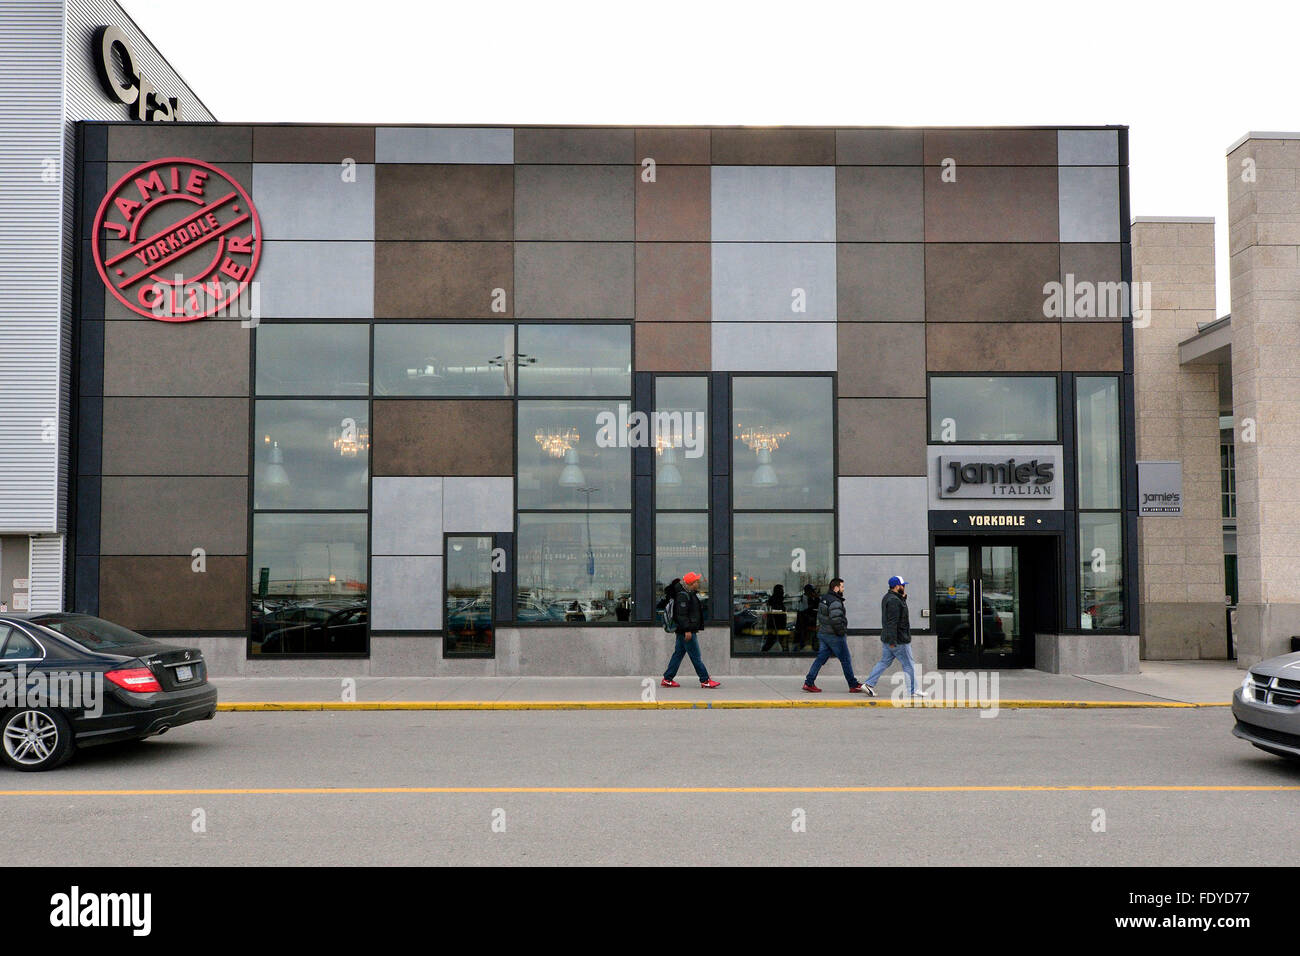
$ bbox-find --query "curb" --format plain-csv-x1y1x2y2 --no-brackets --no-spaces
216,699,1232,712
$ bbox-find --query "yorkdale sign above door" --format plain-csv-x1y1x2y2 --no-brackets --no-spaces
938,455,1058,500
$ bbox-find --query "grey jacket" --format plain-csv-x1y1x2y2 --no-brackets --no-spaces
880,589,911,644
816,591,848,637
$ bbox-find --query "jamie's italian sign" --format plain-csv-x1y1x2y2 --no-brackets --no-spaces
92,158,262,322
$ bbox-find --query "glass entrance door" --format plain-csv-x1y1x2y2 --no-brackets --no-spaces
934,540,1029,668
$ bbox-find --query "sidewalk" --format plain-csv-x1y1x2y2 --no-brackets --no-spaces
210,660,1242,710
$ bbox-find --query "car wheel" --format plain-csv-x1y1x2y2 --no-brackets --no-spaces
1,708,75,772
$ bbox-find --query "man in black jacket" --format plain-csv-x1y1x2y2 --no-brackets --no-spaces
661,572,721,689
864,575,926,698
802,577,869,693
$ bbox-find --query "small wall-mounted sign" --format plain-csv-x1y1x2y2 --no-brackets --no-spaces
11,593,30,612
12,578,28,590
929,511,1064,532
1138,461,1183,516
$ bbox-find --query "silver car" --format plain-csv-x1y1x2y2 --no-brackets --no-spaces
1232,651,1300,760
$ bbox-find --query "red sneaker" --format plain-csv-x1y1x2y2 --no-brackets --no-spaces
661,678,679,688
802,683,822,693
700,679,721,689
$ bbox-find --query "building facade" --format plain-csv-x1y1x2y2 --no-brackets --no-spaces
66,122,1141,675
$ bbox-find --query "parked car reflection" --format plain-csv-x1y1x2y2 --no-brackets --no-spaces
251,600,367,654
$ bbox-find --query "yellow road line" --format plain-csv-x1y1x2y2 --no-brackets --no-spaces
0,785,1293,797
214,699,1230,711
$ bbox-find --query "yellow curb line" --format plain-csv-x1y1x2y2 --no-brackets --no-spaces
215,699,1232,712
0,784,1292,797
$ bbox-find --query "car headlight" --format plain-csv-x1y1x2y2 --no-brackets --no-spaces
1241,674,1255,702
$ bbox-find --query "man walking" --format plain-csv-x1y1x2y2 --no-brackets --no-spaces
863,575,926,699
661,572,721,689
802,577,869,693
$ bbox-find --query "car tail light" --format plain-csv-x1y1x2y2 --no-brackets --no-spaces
105,667,163,693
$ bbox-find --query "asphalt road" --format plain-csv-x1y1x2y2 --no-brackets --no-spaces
3,708,1297,866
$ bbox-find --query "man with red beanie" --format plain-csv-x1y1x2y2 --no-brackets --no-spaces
661,571,721,689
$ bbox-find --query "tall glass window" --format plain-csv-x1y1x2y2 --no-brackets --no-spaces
514,323,632,623
929,376,1058,442
1076,376,1120,509
654,377,708,511
731,376,835,655
445,536,495,656
252,325,371,657
1075,376,1124,630
653,376,710,617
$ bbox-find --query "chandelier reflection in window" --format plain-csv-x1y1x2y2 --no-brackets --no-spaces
736,423,790,488
534,426,579,459
330,418,370,458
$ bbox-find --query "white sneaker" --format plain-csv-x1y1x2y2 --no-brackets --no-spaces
911,689,928,699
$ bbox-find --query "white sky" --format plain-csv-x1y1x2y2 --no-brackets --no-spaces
123,0,1300,319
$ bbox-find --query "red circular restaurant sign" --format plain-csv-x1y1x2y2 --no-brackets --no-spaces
92,157,262,321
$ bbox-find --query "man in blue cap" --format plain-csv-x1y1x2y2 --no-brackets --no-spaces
862,575,927,699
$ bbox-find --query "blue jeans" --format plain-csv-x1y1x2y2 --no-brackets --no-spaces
664,631,709,682
865,642,916,694
805,632,859,688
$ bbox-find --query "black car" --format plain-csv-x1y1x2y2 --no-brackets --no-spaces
0,612,218,771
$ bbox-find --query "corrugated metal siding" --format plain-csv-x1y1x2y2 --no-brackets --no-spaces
28,534,65,612
0,1,64,534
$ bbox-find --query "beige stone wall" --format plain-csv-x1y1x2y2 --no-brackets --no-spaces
1227,136,1300,664
1131,219,1226,658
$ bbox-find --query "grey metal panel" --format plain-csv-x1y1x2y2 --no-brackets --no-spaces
371,555,443,630
711,243,837,322
711,322,837,371
838,477,929,555
442,477,513,534
839,555,929,629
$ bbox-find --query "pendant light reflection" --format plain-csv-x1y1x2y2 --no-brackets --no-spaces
657,445,682,487
751,447,778,487
558,446,586,487
265,440,290,489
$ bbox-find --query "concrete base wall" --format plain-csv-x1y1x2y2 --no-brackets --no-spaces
190,630,941,678
1141,603,1229,660
1035,633,1140,674
1234,603,1300,668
